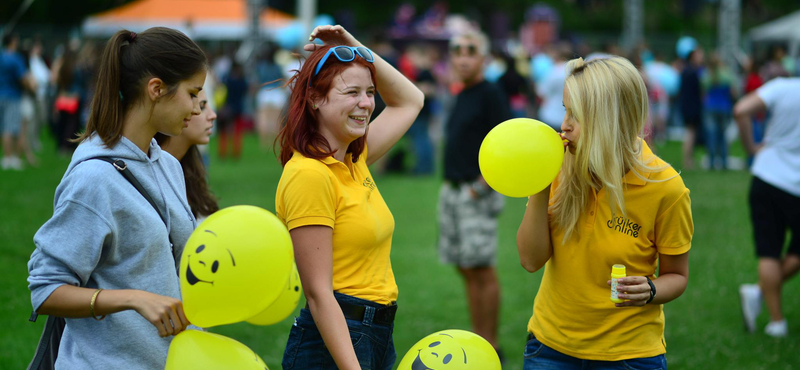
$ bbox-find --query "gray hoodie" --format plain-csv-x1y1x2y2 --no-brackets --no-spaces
28,134,197,370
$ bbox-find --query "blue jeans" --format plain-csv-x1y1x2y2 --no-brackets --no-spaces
703,111,731,170
281,292,396,370
408,114,434,175
523,334,667,370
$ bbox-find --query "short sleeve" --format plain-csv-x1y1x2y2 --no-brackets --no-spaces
756,79,785,110
28,200,113,311
279,165,336,230
654,188,693,255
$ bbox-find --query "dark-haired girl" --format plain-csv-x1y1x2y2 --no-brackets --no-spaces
156,87,219,223
276,25,423,370
27,27,206,369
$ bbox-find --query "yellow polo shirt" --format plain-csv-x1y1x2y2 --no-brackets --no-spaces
528,140,693,361
275,146,398,305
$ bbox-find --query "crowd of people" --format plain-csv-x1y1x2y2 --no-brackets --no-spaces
4,7,798,370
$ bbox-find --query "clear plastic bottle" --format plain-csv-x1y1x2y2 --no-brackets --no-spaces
610,264,626,303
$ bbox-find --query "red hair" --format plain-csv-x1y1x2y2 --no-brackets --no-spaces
277,45,378,166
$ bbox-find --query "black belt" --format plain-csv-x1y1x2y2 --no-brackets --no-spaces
305,300,398,326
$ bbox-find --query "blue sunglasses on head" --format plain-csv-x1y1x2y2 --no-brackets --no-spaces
314,46,375,76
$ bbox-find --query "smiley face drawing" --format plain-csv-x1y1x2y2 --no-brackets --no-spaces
397,330,501,370
179,206,294,328
411,333,467,370
184,230,236,286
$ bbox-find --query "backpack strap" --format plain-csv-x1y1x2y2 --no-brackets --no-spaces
93,157,174,252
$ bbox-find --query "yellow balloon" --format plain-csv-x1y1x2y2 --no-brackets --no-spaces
180,205,294,327
165,330,268,370
397,329,501,370
246,262,303,326
479,118,564,197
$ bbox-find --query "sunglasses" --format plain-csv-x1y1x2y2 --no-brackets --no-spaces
314,46,375,76
450,44,479,56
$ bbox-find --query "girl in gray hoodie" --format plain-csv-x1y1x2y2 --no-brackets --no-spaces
28,27,207,369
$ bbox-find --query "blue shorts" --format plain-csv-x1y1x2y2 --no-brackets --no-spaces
523,334,667,370
0,99,22,135
282,292,396,370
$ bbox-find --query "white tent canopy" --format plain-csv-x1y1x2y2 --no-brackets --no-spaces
749,9,800,56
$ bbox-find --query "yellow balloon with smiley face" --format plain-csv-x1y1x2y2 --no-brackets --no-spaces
180,205,293,328
246,262,303,326
397,329,501,370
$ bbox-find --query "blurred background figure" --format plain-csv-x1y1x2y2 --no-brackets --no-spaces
406,43,436,175
735,77,800,338
702,52,736,170
1,33,35,170
679,45,704,170
218,62,248,159
536,42,570,130
759,45,792,81
25,39,51,156
51,42,82,155
497,52,535,119
255,42,288,149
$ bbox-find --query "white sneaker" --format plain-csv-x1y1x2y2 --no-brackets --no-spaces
0,157,9,170
765,319,788,338
739,284,762,333
9,156,23,170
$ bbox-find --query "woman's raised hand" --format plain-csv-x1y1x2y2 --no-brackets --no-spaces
304,25,361,52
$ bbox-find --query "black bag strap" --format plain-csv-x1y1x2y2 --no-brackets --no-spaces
26,315,65,370
94,157,174,248
95,158,168,228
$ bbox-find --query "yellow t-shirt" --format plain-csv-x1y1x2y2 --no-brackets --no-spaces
275,147,398,305
528,141,693,361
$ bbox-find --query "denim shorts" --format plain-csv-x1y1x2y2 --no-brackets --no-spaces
523,334,667,370
281,292,396,370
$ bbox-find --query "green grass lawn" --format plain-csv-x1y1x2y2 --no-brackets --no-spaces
1,133,798,369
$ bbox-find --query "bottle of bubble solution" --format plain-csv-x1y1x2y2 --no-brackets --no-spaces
610,264,626,304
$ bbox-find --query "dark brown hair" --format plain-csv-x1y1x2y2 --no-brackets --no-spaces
77,27,207,147
155,134,219,218
276,45,377,166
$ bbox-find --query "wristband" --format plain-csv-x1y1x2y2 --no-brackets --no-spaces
645,277,656,304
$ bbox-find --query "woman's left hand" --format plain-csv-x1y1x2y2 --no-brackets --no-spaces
304,25,361,52
607,276,652,307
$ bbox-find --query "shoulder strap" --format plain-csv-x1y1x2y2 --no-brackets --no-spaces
94,157,175,249
26,315,65,370
94,158,162,219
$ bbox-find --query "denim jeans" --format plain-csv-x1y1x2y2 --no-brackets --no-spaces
408,114,434,175
281,292,396,370
523,334,667,370
703,111,731,170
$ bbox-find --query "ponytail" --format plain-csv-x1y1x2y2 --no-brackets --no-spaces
76,27,207,147
76,30,133,147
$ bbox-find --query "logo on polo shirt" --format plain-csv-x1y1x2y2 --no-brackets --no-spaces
607,214,641,238
363,177,376,192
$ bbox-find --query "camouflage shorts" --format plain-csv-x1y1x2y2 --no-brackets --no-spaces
437,182,504,268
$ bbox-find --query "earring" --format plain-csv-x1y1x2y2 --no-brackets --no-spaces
313,104,317,109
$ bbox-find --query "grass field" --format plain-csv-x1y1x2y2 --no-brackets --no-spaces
1,133,798,370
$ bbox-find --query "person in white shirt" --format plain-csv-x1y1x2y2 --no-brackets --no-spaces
735,77,800,338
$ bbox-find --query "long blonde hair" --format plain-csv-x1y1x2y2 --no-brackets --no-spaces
550,56,668,242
